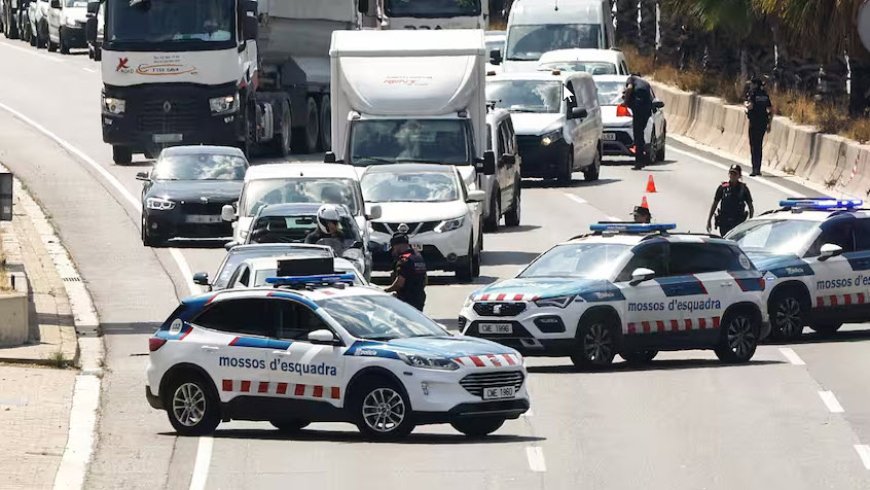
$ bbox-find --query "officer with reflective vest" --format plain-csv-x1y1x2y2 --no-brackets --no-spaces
707,165,755,237
384,233,428,311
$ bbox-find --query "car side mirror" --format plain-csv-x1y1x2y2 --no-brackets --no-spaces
630,267,655,285
653,100,665,109
308,329,339,345
569,107,588,120
477,150,496,175
365,203,382,220
221,204,236,222
86,17,97,42
467,190,486,203
192,272,210,286
224,241,238,251
135,171,150,181
489,49,503,66
357,0,369,14
818,243,844,261
501,153,516,166
243,15,258,41
324,151,337,164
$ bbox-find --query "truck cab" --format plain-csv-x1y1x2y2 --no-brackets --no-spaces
358,0,488,30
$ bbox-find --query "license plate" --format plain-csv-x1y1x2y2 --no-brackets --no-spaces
479,323,512,334
186,214,222,224
411,243,423,252
602,133,617,141
483,386,515,400
153,133,183,143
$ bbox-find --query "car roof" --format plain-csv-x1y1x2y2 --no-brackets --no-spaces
486,108,512,124
593,74,630,83
362,163,456,175
757,207,870,221
159,145,246,158
257,203,353,218
539,49,622,64
194,283,384,305
244,163,359,182
564,232,740,247
489,70,592,82
227,243,333,255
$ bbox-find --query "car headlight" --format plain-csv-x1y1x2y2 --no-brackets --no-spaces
462,294,474,309
399,353,460,371
209,94,239,115
541,129,563,146
534,295,575,308
435,216,465,233
145,197,175,211
102,95,125,115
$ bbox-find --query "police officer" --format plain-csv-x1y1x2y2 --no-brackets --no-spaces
623,73,654,170
632,206,651,223
384,233,427,311
706,165,755,236
745,76,773,176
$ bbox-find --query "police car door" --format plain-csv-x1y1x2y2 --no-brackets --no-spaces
805,216,861,316
615,240,671,349
665,241,731,346
268,298,347,408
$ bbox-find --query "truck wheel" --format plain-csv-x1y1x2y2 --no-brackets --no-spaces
319,95,331,152
292,97,319,154
483,191,499,232
272,100,292,158
112,146,133,165
504,183,521,227
451,417,506,437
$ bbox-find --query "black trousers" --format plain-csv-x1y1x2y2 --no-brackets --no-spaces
633,111,652,168
748,123,766,174
718,218,746,237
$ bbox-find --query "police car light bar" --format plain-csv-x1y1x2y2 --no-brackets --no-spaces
265,274,356,286
779,198,864,210
589,222,677,234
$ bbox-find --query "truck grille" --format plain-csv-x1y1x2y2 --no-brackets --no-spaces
460,371,525,397
137,98,201,133
473,302,526,317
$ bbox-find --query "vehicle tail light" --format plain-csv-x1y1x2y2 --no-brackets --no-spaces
616,104,632,117
149,338,167,352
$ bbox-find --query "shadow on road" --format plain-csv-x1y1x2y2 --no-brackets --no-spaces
522,177,619,189
527,358,783,374
201,428,545,445
370,275,498,287
764,328,870,347
492,224,541,234
482,251,539,267
101,321,163,336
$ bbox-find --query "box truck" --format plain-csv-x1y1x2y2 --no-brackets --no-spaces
357,0,489,30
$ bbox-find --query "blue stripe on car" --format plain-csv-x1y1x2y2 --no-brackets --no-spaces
728,271,765,292
343,340,402,359
230,337,293,350
577,284,625,302
654,275,708,297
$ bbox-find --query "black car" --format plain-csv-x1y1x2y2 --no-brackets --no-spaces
138,146,248,246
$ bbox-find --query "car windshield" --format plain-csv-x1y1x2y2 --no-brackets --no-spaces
107,0,234,44
151,154,247,181
487,80,562,113
726,219,819,256
384,0,480,17
318,294,449,341
248,215,361,245
362,172,459,203
519,243,631,279
540,61,616,75
66,0,87,7
349,119,470,167
241,178,359,217
594,81,626,105
506,24,602,61
213,246,332,289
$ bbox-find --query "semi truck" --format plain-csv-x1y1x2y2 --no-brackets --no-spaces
86,0,359,164
357,0,489,30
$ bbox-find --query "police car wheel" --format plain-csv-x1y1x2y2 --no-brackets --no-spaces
571,316,618,368
270,419,310,433
451,417,506,438
354,379,414,440
770,292,805,340
165,376,220,436
810,322,843,336
715,312,759,363
620,350,658,364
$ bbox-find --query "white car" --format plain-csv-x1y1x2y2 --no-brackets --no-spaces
146,272,530,439
460,222,771,368
537,48,629,76
47,0,87,53
594,74,667,162
224,256,367,289
28,0,48,48
194,243,336,292
487,70,603,182
361,164,485,281
483,108,522,231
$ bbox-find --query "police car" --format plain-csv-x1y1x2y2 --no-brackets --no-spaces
146,258,529,440
459,223,770,368
726,198,870,340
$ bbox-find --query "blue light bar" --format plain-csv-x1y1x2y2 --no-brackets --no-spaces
589,222,677,233
779,198,863,210
265,274,355,286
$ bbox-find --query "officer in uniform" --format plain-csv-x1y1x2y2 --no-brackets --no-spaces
623,73,655,170
745,77,773,176
384,233,427,311
706,165,755,237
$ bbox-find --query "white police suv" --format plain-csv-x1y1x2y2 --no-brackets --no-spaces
459,223,770,368
727,198,870,340
146,259,529,440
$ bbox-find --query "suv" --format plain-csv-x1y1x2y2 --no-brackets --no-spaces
460,222,770,368
483,109,522,231
146,271,530,439
537,48,630,76
727,198,870,340
47,0,87,53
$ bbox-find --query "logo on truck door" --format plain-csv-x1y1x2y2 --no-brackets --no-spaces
116,57,131,73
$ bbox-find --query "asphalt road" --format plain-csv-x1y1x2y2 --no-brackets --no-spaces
2,39,870,489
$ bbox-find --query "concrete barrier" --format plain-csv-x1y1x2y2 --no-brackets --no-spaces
804,134,847,191
721,105,749,159
652,82,695,134
0,273,29,347
841,141,870,198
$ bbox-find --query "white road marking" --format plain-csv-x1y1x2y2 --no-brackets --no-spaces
522,407,534,417
670,146,796,196
854,445,870,470
526,446,547,472
564,193,587,205
189,436,214,490
52,375,100,490
0,40,63,63
778,347,806,366
819,391,845,413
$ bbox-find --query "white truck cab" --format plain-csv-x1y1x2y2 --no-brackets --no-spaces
357,0,488,30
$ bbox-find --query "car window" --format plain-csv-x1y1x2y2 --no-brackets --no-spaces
668,243,748,275
505,118,517,153
806,218,855,257
617,242,668,281
856,218,870,251
496,121,507,156
238,267,250,287
193,299,275,337
275,301,330,341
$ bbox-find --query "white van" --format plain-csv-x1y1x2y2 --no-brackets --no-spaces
495,0,615,73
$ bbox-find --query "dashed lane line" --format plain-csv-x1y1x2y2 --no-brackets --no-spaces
819,391,845,414
854,445,870,470
526,446,547,472
778,347,806,366
0,40,63,63
189,436,214,490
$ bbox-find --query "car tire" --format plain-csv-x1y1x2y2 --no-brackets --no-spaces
472,231,482,277
141,215,160,247
59,27,69,54
504,182,521,227
164,373,221,437
93,45,101,62
483,191,499,232
451,417,506,437
353,377,414,441
570,313,618,369
455,239,474,283
769,290,805,340
270,419,310,433
112,145,133,165
656,126,667,162
29,26,37,46
36,22,46,48
557,148,573,184
647,131,656,164
810,322,843,336
715,310,759,363
620,350,657,364
583,148,601,181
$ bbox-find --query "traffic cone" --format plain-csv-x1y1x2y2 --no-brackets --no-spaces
640,196,649,209
646,174,657,193
628,145,637,155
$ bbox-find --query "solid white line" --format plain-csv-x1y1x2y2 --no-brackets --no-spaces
0,40,63,63
819,391,845,413
854,445,870,470
564,193,587,205
526,446,547,472
778,347,806,366
189,436,214,490
669,146,797,196
52,375,100,490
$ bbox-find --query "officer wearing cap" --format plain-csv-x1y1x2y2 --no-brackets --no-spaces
384,233,427,311
745,76,773,176
707,165,754,236
632,206,651,223
623,72,655,170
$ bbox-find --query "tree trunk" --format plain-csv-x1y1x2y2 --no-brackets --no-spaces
615,0,639,46
849,58,870,116
637,0,656,55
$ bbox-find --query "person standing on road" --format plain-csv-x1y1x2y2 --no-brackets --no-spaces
623,73,654,171
745,77,773,176
632,206,652,223
707,165,754,237
385,233,428,311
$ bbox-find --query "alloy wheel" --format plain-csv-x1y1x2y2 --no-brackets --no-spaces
361,387,406,433
172,382,207,427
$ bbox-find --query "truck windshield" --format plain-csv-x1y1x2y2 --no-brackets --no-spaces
506,24,602,61
385,0,481,18
487,80,562,113
107,0,235,46
349,119,471,167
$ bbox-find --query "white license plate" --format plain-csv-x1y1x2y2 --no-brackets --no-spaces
153,133,183,143
483,386,515,400
411,243,423,252
186,214,222,224
479,323,512,334
602,133,617,141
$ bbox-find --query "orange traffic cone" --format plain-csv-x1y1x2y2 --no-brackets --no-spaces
640,196,649,209
646,174,657,193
